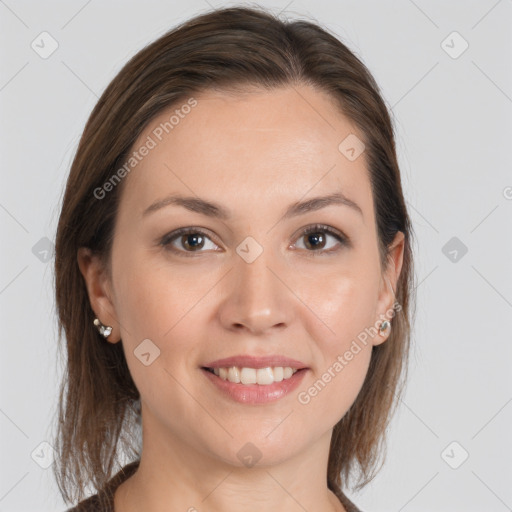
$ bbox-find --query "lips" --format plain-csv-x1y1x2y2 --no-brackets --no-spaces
201,364,308,404
202,354,308,370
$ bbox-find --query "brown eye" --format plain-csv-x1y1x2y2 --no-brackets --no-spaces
303,231,327,250
160,228,220,256
180,233,205,251
294,224,348,255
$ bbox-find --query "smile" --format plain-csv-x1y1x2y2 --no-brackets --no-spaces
201,366,308,404
204,366,299,385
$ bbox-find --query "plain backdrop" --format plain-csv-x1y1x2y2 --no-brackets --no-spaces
1,1,511,511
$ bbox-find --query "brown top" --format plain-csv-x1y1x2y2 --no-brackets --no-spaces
65,460,362,512
65,460,140,512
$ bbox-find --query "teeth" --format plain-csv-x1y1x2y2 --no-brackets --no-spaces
211,366,299,385
273,366,284,382
228,366,240,383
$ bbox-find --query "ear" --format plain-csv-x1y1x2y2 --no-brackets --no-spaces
372,231,405,346
77,247,121,344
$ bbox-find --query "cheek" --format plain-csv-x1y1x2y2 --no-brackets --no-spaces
112,250,215,387
299,263,380,349
295,274,376,423
296,345,372,435
291,266,378,422
113,246,200,339
112,255,206,411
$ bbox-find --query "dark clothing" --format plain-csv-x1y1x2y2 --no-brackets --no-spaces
65,461,139,511
66,460,362,511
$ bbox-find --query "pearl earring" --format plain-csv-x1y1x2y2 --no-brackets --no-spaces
379,320,391,335
93,318,112,339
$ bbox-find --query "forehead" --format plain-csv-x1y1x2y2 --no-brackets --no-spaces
118,85,373,222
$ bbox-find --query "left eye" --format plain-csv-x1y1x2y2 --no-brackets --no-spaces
160,224,347,256
293,225,347,254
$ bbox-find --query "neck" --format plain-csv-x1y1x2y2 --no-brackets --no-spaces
114,415,346,512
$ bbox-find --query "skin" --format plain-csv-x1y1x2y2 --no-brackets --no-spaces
78,84,404,512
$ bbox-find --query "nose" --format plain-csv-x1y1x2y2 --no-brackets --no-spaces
217,247,295,335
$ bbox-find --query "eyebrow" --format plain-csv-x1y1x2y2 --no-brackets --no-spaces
142,192,363,220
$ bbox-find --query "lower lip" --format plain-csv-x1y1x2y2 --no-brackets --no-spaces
201,368,308,404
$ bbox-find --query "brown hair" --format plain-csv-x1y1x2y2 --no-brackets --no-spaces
53,4,416,506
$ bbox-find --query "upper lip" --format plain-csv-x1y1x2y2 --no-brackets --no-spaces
202,355,308,370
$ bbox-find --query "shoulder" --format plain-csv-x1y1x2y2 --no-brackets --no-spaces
64,460,140,512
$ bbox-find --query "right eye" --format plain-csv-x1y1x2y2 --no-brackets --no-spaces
160,227,221,257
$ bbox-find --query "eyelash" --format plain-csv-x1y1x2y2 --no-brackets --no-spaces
159,224,349,258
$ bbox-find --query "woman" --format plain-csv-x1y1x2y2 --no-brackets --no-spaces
54,5,416,512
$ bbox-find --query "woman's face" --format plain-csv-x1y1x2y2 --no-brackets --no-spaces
89,84,404,468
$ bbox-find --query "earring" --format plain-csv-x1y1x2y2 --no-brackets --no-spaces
379,320,391,335
93,318,113,339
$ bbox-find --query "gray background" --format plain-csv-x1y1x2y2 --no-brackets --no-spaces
1,0,511,510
